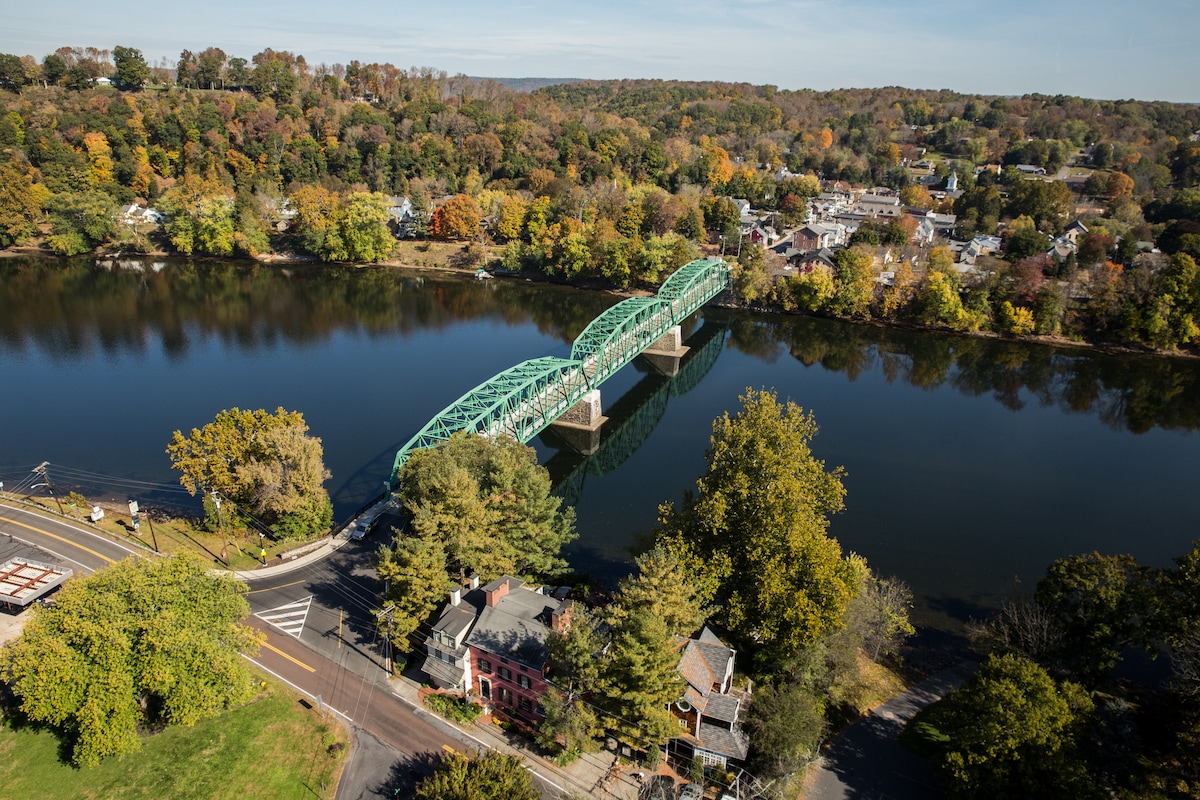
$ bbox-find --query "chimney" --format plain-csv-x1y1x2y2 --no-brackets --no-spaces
551,599,574,633
485,577,510,608
469,574,479,590
450,588,461,607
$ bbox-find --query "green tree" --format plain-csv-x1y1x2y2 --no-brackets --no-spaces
1142,253,1200,350
829,247,875,318
41,53,66,86
166,407,333,539
732,241,772,304
0,53,27,91
925,654,1097,799
595,608,684,748
918,270,971,330
785,267,835,313
1035,552,1148,681
415,751,538,800
160,175,239,256
341,191,394,261
376,535,451,648
46,190,116,255
0,554,263,766
743,682,827,779
544,605,603,701
605,547,708,637
395,433,577,582
536,688,604,755
657,389,865,667
111,45,149,90
0,162,49,246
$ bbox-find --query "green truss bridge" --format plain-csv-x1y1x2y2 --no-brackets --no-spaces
390,258,731,485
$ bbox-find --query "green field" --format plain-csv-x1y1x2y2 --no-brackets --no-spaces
0,683,347,800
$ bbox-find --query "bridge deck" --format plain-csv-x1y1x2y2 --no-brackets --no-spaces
390,258,730,482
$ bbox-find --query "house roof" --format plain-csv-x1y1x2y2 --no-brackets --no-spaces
697,721,750,761
677,628,734,700
432,595,483,642
423,653,468,687
466,578,562,669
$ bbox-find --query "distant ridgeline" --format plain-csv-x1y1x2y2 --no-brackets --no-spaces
467,77,584,92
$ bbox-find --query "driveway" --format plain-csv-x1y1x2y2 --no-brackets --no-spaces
805,664,975,800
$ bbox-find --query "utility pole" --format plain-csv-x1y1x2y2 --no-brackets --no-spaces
32,462,64,515
145,508,160,552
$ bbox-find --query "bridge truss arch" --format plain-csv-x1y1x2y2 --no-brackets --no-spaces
390,258,730,483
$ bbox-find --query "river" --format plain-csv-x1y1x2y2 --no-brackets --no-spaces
2,255,1198,632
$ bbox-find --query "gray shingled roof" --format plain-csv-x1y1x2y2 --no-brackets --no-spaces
698,721,750,761
466,580,561,669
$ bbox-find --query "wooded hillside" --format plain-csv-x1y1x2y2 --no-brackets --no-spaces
1,45,1199,349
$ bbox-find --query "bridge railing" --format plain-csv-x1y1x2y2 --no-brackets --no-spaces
390,259,730,483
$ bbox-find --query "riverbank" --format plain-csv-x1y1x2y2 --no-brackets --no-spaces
9,241,1192,361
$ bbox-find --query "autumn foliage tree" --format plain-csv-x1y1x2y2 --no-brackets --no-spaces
430,193,482,240
166,406,333,539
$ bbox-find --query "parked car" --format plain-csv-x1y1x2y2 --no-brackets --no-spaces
351,519,373,540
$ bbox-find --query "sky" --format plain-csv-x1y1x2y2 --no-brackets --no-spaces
6,0,1199,102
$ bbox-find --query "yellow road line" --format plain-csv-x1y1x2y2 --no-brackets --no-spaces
338,609,343,649
260,640,316,673
247,579,306,594
4,518,114,564
442,744,458,755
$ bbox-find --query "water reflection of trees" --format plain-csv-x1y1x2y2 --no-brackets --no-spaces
6,258,1198,435
726,312,1200,435
0,257,612,360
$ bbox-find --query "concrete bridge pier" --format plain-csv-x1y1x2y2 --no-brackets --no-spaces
641,326,689,377
550,390,608,454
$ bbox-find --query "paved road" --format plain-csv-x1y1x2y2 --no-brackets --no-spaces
0,501,142,573
0,503,558,798
805,664,975,800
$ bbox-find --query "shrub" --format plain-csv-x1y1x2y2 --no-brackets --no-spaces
423,693,483,724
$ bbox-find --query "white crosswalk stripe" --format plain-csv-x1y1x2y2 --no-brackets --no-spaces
255,596,313,639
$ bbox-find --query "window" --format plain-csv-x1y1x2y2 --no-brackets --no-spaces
498,688,511,705
497,666,512,681
478,658,492,674
517,674,530,690
517,696,533,713
479,678,491,700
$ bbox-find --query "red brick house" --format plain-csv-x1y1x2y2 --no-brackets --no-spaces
422,575,571,726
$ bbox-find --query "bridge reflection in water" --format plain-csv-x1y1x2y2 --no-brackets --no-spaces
389,258,730,486
543,319,728,509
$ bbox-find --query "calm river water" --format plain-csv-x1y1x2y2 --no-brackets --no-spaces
2,256,1198,631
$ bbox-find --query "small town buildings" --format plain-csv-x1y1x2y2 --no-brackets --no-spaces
914,212,957,245
747,223,778,247
792,222,845,252
1015,164,1047,176
854,193,903,219
668,627,750,769
422,575,570,726
959,235,1003,265
120,204,164,227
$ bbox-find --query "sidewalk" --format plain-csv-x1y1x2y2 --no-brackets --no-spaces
230,495,394,581
387,672,645,799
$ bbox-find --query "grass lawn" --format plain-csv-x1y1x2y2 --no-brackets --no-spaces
12,495,327,571
0,681,347,800
388,239,502,270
